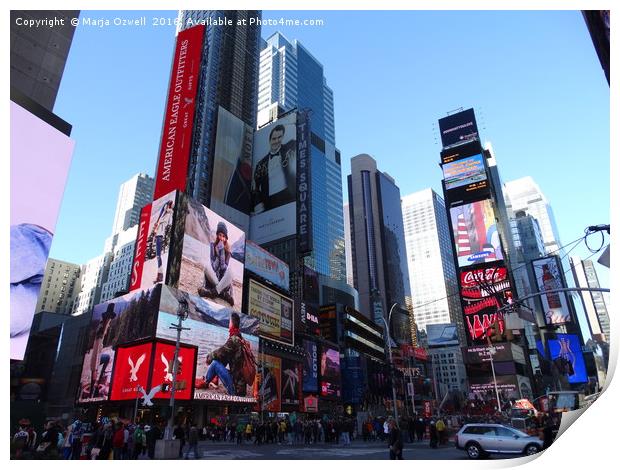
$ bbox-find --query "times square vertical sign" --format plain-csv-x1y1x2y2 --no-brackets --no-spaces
296,110,312,255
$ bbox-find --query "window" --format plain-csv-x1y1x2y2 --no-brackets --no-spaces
495,427,517,438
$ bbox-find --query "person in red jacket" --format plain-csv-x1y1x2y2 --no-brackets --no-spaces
112,423,125,460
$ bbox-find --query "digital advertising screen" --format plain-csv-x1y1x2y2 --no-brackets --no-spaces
438,108,479,148
10,101,75,360
532,256,572,326
151,341,197,401
450,199,504,267
460,265,513,342
157,286,259,403
110,342,153,401
281,359,302,407
210,106,254,229
442,153,489,202
302,339,319,393
547,334,587,384
259,353,282,412
131,190,177,292
468,375,519,396
463,343,513,364
177,196,246,312
244,240,290,291
320,347,341,398
440,139,483,165
427,323,460,347
248,279,294,345
250,113,297,245
76,286,161,403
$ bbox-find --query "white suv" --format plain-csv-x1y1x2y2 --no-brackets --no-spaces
455,423,543,459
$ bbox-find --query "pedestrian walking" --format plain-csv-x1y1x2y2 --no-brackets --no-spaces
112,423,125,460
132,424,146,459
387,419,403,460
185,423,200,459
61,425,73,459
174,424,186,458
146,423,161,459
429,419,438,449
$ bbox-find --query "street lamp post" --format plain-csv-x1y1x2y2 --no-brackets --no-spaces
165,298,190,440
487,345,502,413
380,303,400,424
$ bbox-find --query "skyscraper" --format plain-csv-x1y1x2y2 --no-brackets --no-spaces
174,11,261,222
10,10,78,111
256,32,345,283
504,176,563,256
348,154,411,342
111,173,154,235
401,189,464,339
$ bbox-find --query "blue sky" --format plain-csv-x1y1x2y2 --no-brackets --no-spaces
51,10,610,286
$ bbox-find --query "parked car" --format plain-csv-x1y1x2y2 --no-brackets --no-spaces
455,423,543,459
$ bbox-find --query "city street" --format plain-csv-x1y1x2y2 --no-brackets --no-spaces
141,439,525,460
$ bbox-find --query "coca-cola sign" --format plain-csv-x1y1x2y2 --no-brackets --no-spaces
460,264,513,343
461,267,507,288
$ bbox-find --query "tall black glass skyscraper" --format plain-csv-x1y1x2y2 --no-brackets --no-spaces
176,11,262,213
348,154,412,342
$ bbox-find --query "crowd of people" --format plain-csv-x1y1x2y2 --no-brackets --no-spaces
11,408,560,460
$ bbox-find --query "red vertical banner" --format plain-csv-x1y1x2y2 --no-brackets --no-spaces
153,24,205,199
129,203,152,291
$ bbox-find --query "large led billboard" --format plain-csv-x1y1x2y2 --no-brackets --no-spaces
210,106,254,230
469,375,518,396
442,153,489,202
10,101,75,360
250,113,297,244
547,334,587,384
151,341,197,401
440,140,483,165
76,286,161,403
177,196,246,310
110,342,154,401
281,359,302,408
130,191,177,291
248,280,294,345
320,346,341,398
427,323,460,347
302,339,319,393
532,256,571,325
153,24,205,200
463,343,513,364
244,240,290,291
157,286,259,403
450,199,503,267
259,354,282,412
438,108,479,148
460,265,513,342
131,192,247,313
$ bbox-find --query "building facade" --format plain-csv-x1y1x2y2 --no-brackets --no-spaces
111,173,154,235
348,154,412,341
35,258,81,316
10,10,78,111
99,225,139,302
504,176,563,256
257,32,345,283
176,10,261,221
401,189,464,340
